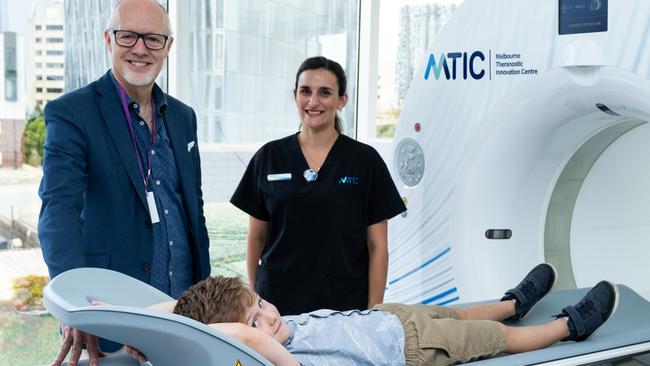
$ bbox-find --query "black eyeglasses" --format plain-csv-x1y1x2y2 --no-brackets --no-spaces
111,30,170,50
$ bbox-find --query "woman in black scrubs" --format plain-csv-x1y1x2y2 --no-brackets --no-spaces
231,56,406,315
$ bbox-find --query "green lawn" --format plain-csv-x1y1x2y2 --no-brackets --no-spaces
0,202,249,365
0,301,60,366
205,202,249,282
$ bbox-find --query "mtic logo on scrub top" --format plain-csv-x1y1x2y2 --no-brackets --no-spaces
424,51,486,80
338,176,359,185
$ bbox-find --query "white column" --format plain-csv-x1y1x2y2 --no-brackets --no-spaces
356,0,380,143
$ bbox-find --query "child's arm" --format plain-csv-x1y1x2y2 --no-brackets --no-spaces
93,299,179,313
209,323,300,366
147,300,177,313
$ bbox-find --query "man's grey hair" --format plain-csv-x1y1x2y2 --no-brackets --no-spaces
106,0,173,35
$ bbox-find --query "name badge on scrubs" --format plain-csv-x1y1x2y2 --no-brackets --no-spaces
146,191,160,224
267,173,292,182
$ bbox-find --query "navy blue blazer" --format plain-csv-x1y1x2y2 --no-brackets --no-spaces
38,71,210,287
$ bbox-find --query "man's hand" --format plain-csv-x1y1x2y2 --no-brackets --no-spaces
52,324,105,366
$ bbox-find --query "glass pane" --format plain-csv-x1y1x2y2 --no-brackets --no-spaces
375,0,463,139
4,47,16,70
176,0,359,279
5,79,17,101
215,34,224,69
215,0,223,28
205,0,211,28
206,33,213,69
214,75,223,109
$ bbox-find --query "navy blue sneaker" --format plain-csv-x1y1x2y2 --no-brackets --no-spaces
501,263,557,321
555,281,619,342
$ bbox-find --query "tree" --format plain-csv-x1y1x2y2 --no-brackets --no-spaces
23,114,46,166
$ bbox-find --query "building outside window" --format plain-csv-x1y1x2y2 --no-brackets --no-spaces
375,0,462,139
0,30,26,169
29,0,65,110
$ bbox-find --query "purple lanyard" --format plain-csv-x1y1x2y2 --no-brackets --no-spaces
118,86,156,189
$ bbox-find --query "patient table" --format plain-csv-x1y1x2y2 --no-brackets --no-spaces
43,268,273,366
43,268,650,365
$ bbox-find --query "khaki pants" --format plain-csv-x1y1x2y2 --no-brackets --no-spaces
374,303,507,366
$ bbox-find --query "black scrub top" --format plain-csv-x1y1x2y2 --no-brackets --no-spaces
231,133,406,315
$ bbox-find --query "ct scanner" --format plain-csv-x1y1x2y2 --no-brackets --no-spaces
388,0,650,305
387,0,650,362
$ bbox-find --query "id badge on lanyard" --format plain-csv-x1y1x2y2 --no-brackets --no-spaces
118,86,160,224
146,191,160,224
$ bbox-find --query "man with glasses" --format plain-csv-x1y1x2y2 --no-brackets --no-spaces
38,1,211,365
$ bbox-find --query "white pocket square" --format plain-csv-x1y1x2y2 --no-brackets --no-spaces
187,141,195,152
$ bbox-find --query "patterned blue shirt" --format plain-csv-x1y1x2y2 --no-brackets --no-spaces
110,72,193,298
282,309,406,366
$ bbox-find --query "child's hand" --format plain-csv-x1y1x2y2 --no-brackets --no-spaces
125,346,148,362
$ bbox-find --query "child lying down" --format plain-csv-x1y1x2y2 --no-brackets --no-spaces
127,263,618,366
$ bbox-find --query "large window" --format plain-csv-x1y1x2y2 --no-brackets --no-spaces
172,0,360,278
175,0,358,144
55,0,458,279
